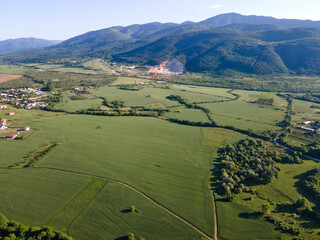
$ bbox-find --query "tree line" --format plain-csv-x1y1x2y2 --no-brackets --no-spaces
0,212,72,240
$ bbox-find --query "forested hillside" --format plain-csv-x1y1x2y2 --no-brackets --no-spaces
2,13,320,76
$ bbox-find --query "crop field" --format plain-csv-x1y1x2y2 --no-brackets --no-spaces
172,85,234,99
200,99,285,131
0,168,89,226
46,178,109,231
50,67,99,75
69,182,204,240
0,65,29,74
90,84,286,132
91,85,232,108
0,112,250,238
110,76,151,85
0,80,315,240
82,59,118,74
55,94,103,112
34,64,64,70
234,90,288,107
32,115,216,236
164,106,210,123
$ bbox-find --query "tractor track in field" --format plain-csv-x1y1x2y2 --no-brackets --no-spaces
33,166,214,240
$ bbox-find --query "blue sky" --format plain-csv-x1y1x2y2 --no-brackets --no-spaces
1,0,319,40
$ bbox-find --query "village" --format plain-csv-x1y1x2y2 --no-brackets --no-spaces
0,87,48,109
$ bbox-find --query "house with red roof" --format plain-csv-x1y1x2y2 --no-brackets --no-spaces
7,134,18,139
0,119,8,130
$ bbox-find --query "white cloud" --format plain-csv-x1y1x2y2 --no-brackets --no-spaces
209,4,223,9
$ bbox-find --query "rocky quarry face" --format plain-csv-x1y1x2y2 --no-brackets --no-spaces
164,59,184,74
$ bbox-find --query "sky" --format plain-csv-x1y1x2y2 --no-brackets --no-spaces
1,0,319,41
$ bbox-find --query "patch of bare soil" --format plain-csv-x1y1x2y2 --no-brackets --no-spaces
0,74,23,83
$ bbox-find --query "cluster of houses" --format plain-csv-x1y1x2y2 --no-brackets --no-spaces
7,126,30,140
25,102,48,110
297,121,320,132
0,88,48,109
0,118,31,139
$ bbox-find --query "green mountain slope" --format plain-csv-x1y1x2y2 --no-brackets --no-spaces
2,13,320,75
0,38,61,54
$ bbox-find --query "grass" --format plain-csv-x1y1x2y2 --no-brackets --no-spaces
91,85,232,108
110,77,149,85
1,83,313,239
54,93,103,112
234,90,288,108
31,115,215,236
0,113,222,236
164,107,210,123
33,64,63,70
0,65,29,74
0,114,248,239
68,182,204,240
9,142,59,168
46,178,108,232
50,67,99,75
200,99,285,131
215,197,281,240
254,160,320,206
82,59,118,74
0,168,89,226
292,99,320,124
231,158,320,240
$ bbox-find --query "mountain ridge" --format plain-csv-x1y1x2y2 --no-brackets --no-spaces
2,13,320,76
0,37,61,54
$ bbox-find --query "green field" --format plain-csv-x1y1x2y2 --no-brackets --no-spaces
0,168,89,226
200,99,285,131
0,112,226,238
50,67,99,74
82,59,118,74
1,80,317,239
69,182,204,240
216,199,281,240
234,90,288,108
91,85,233,108
110,76,150,85
292,99,320,124
0,65,29,74
54,93,103,112
165,106,210,123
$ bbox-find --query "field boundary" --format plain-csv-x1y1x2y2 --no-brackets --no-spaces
46,178,108,231
34,166,214,240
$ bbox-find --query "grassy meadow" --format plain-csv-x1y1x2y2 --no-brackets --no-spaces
200,99,285,131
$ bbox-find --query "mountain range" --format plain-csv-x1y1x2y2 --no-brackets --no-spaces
2,13,320,75
0,38,61,54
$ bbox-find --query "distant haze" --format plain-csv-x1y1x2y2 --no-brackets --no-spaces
0,0,320,40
